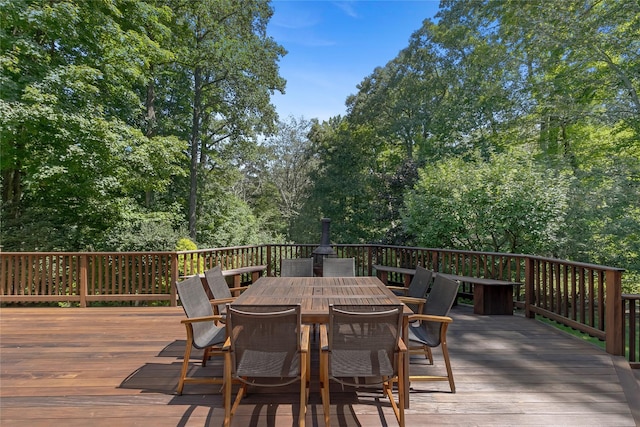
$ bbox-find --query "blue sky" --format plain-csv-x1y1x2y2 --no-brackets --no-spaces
268,1,440,122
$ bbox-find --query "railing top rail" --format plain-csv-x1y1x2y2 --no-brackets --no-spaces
175,245,266,254
1,244,625,273
0,251,178,256
525,255,626,272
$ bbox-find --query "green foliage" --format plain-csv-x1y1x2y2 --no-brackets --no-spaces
0,0,285,251
403,149,571,254
96,208,186,252
175,238,196,251
292,118,388,244
1,0,637,290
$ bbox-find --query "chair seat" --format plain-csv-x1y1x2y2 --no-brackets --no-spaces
195,325,228,350
236,349,301,378
407,325,440,347
331,349,394,378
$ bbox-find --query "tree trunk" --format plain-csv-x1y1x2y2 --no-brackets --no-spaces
189,67,202,240
145,66,157,207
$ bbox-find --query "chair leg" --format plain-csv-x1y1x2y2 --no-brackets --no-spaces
425,345,433,364
299,352,308,427
224,358,248,427
201,347,210,367
177,340,193,395
398,353,405,426
320,351,330,426
230,383,247,419
441,341,456,393
383,354,405,427
223,352,232,427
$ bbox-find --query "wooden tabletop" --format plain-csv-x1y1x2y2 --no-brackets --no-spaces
232,276,411,324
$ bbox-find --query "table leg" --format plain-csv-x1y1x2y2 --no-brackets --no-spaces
402,315,410,408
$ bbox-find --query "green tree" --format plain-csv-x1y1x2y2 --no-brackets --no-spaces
291,118,387,244
256,116,318,240
0,0,183,250
403,149,571,254
162,0,286,241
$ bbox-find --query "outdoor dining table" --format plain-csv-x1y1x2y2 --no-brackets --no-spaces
231,275,413,407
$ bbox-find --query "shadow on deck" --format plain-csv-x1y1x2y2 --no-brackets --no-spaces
1,305,638,426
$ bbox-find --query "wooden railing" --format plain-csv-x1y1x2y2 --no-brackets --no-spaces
623,294,640,369
0,244,636,366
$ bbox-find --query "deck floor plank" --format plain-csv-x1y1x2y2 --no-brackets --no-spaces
1,305,638,426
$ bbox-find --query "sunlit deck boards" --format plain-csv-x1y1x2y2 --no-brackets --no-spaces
1,305,638,426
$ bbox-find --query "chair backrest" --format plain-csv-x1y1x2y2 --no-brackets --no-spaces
406,266,434,299
417,274,459,345
322,257,355,277
281,258,314,277
176,275,219,348
226,304,302,382
205,266,231,314
327,304,403,381
424,275,459,316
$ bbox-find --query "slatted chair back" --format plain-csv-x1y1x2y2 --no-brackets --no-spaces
281,258,314,277
322,257,355,277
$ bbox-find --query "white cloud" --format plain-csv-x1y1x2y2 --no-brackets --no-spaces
332,1,359,18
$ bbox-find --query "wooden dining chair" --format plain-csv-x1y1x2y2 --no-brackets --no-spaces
223,304,310,427
320,304,406,427
407,274,459,392
281,258,314,277
322,257,355,277
175,275,226,395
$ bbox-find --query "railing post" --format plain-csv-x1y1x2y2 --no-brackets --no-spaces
524,257,535,319
605,269,624,356
266,245,272,277
170,252,178,307
79,254,87,308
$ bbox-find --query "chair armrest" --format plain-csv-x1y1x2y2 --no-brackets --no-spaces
398,296,427,314
397,337,407,353
222,336,231,351
319,324,329,351
408,314,453,324
181,315,224,324
209,297,236,306
300,325,311,353
387,285,408,294
398,296,426,305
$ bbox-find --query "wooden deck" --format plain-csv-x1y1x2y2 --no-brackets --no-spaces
1,305,638,426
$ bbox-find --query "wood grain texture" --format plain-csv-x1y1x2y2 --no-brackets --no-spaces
1,304,638,426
